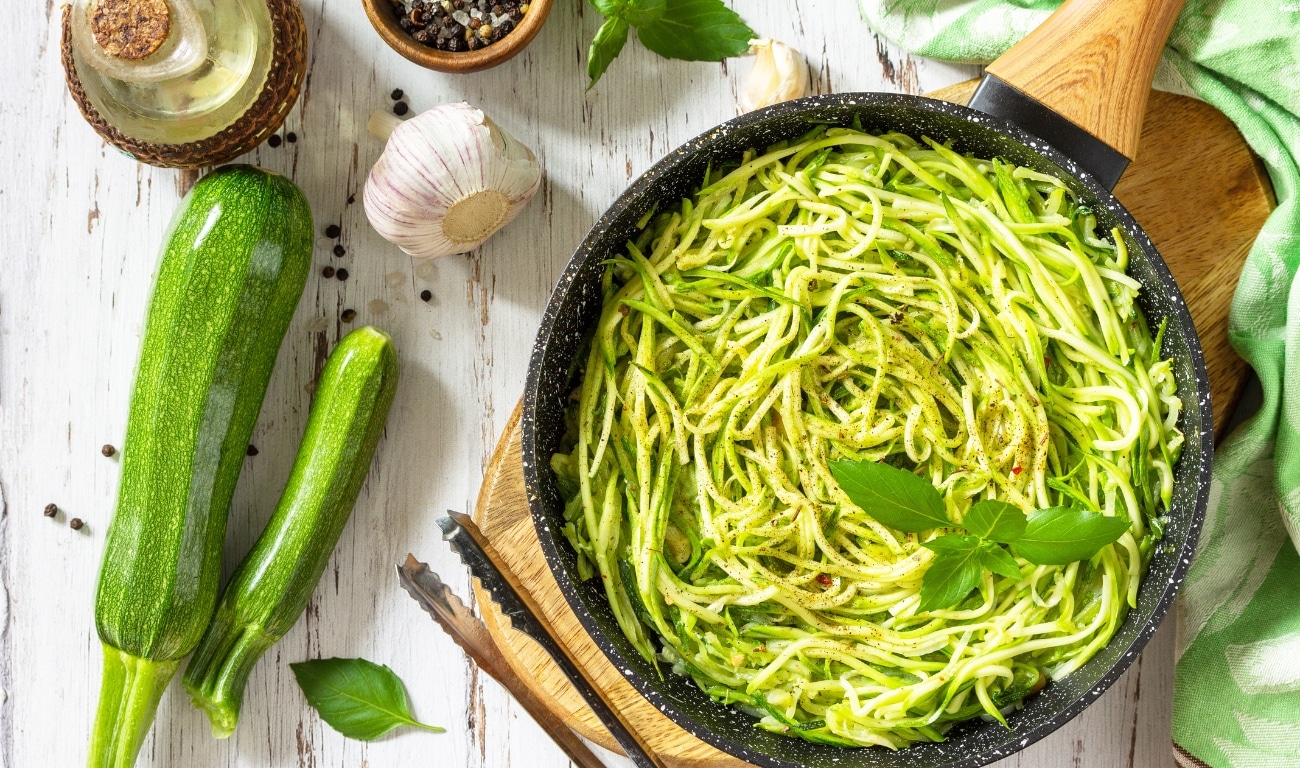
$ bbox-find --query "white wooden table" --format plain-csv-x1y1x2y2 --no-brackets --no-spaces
0,2,1176,766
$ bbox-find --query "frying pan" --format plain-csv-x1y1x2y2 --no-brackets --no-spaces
522,0,1212,765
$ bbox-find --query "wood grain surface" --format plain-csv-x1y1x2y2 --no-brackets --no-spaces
471,81,1274,764
0,0,1270,766
985,0,1187,159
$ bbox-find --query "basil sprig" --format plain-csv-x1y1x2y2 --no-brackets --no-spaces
830,460,1132,612
586,0,755,87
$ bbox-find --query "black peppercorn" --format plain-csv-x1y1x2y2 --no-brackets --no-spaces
69,518,84,530
336,268,350,281
468,17,481,28
391,88,404,100
492,4,503,14
467,35,480,50
347,194,356,204
394,102,410,116
333,244,347,257
322,266,335,278
268,134,283,148
101,444,116,457
446,36,462,52
43,503,57,518
420,289,433,302
435,36,450,50
286,132,298,143
341,309,357,322
413,28,432,43
325,224,341,238
247,444,259,456
399,16,414,29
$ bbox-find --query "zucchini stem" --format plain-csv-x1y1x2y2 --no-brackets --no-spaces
88,645,180,768
181,606,277,738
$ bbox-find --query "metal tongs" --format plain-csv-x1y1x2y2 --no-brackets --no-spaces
397,511,666,768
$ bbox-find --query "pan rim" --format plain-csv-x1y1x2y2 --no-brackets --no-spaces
521,90,1213,768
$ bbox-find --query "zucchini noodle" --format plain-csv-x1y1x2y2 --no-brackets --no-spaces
550,127,1183,749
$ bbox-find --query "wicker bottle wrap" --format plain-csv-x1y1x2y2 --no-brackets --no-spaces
61,0,308,169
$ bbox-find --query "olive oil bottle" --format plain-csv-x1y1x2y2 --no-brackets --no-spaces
67,0,275,145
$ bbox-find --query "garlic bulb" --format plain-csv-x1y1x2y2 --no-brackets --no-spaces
364,103,542,259
740,39,811,113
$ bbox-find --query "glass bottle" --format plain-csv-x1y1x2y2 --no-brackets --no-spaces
68,0,274,145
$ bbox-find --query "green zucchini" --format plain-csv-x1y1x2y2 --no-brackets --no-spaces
89,165,313,768
182,326,400,737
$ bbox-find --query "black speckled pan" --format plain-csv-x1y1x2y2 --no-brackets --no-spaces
522,5,1208,764
522,92,1211,768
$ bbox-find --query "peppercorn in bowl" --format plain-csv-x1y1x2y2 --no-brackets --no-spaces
363,0,551,73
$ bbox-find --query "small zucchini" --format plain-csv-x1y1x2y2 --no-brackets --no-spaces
89,165,313,768
182,326,400,737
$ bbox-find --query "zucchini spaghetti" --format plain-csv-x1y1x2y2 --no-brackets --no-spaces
550,126,1183,748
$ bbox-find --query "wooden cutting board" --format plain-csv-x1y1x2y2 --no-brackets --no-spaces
470,81,1275,762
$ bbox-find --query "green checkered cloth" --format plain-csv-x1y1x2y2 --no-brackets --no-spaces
857,2,1300,766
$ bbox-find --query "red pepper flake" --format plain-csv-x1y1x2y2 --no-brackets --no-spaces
816,573,833,586
1044,357,1052,368
1011,466,1023,475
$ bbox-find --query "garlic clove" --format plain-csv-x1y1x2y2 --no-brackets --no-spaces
740,39,811,113
364,102,542,259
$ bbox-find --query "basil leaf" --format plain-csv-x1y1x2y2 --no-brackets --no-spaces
977,541,1024,580
963,500,1027,543
918,534,984,612
635,0,754,62
624,0,666,27
589,0,626,16
291,658,444,741
830,460,951,533
587,16,630,87
1011,507,1132,565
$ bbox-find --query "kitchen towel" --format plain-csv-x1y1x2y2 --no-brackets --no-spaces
857,1,1300,766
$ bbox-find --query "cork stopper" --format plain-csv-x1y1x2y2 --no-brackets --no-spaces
90,0,170,61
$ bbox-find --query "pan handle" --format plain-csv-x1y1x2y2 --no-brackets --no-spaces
984,0,1186,161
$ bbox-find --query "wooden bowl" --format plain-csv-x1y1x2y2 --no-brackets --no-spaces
363,0,551,73
60,0,307,169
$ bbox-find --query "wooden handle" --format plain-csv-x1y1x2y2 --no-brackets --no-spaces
985,0,1186,159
